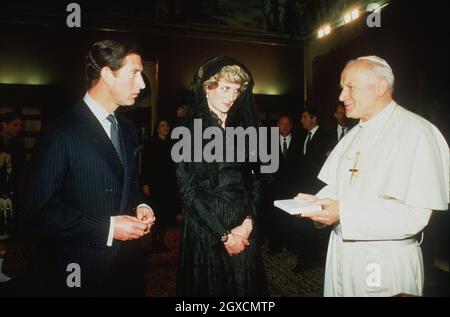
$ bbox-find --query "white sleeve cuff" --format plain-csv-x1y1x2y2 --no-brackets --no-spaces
107,216,115,247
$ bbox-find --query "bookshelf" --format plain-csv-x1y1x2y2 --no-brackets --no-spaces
0,84,65,161
1,106,42,162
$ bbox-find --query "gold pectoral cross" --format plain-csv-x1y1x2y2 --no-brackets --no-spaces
349,151,360,184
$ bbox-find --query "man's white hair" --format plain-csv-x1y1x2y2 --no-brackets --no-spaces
347,55,395,91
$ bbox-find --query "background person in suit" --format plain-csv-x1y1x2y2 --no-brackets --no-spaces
298,108,328,194
23,40,155,296
326,104,351,156
291,108,329,272
0,112,25,239
266,115,301,254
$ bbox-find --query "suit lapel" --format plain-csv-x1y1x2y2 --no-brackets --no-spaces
286,137,297,158
302,129,318,157
278,142,284,161
307,128,323,157
73,101,124,182
308,129,317,148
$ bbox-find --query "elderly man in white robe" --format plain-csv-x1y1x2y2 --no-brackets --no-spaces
297,55,449,297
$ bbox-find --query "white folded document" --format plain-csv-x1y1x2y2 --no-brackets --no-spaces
274,199,322,215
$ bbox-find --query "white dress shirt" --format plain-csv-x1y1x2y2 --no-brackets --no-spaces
84,93,116,137
280,134,292,152
337,124,348,141
303,125,319,155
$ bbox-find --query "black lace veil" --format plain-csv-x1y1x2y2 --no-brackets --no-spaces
189,56,260,129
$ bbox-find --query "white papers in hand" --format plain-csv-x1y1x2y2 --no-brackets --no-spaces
274,199,322,215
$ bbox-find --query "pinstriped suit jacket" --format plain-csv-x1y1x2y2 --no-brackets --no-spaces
23,100,147,296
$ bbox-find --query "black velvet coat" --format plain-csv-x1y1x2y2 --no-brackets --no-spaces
176,111,268,296
176,56,269,297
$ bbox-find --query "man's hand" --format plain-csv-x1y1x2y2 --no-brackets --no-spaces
113,215,148,241
301,198,340,226
293,193,319,219
136,205,156,234
224,233,249,256
294,192,318,202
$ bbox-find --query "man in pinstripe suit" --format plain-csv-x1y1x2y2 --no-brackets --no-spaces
23,40,155,296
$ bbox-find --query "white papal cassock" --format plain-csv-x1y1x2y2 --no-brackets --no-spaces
316,101,449,297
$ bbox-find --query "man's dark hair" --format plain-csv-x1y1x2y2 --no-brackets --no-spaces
85,39,141,89
303,108,319,122
277,114,293,124
1,112,22,124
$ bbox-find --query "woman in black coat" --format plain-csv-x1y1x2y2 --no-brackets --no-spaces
175,56,268,296
141,119,179,251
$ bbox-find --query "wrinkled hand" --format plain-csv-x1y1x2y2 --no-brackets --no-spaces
294,192,318,203
224,233,249,256
136,206,156,234
301,198,340,226
113,215,148,241
293,193,319,219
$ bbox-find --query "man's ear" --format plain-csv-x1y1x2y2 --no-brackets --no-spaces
376,78,389,97
100,67,115,87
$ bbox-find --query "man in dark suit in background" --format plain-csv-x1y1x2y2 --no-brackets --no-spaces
23,40,155,296
0,112,25,239
291,108,329,272
326,103,351,156
266,115,301,254
298,108,328,194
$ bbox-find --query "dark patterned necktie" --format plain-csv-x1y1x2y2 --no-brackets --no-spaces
304,131,312,154
339,127,346,141
107,114,123,164
282,137,287,158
